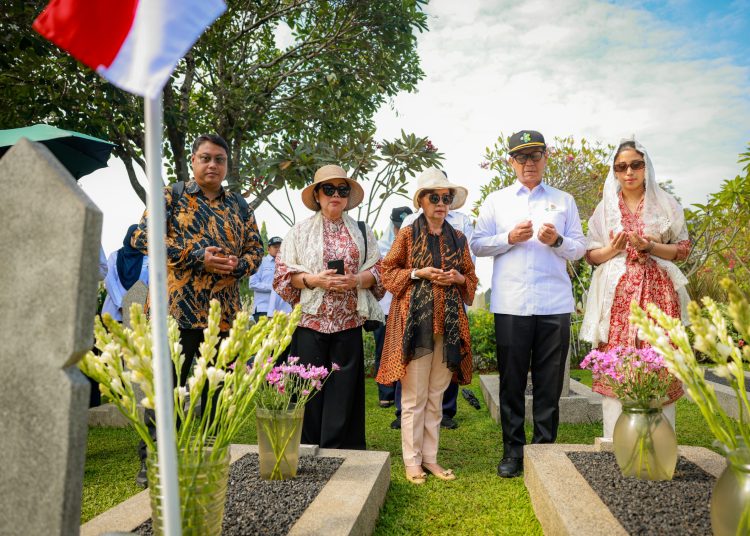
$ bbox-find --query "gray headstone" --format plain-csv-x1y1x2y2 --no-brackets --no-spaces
0,139,102,536
122,280,148,329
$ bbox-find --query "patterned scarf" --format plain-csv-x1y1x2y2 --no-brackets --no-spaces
402,214,465,377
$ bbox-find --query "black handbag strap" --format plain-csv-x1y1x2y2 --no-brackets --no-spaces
357,220,367,263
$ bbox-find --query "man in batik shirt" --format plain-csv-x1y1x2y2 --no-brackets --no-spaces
131,133,263,485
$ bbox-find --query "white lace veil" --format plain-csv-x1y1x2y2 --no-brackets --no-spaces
581,137,690,346
592,137,688,245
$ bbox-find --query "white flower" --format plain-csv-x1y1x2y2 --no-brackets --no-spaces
141,397,154,410
206,367,226,390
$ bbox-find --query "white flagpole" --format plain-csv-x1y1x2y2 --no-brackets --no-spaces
145,95,181,535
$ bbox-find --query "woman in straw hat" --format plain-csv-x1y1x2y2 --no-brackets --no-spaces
274,164,385,449
376,168,478,483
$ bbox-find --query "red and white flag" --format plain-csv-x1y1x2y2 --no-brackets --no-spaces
33,0,226,98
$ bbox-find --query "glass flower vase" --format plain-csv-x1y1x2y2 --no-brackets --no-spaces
711,446,750,536
256,404,305,480
146,444,230,536
612,399,677,480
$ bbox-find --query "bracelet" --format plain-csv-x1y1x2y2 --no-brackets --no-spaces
643,241,655,253
356,273,363,289
302,275,314,290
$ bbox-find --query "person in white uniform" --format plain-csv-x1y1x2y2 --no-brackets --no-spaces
470,130,585,478
249,235,282,321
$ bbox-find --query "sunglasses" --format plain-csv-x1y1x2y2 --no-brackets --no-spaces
317,183,351,198
613,160,646,173
513,151,544,164
426,193,454,205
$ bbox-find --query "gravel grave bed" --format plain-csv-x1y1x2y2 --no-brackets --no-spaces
704,371,725,387
136,453,344,536
567,451,715,536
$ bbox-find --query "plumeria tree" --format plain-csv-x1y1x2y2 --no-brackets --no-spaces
244,130,443,226
475,134,613,221
681,143,750,297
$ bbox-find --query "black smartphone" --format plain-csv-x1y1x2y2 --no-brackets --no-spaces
327,259,345,275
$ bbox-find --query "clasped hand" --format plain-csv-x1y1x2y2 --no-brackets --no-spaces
204,246,238,275
415,267,465,286
509,220,559,246
608,231,660,252
313,269,358,292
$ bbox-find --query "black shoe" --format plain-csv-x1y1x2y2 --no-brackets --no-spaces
497,457,523,478
390,417,401,430
135,460,148,488
461,388,481,410
440,416,458,429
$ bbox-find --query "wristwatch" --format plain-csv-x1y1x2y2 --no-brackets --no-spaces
551,235,564,248
410,269,420,279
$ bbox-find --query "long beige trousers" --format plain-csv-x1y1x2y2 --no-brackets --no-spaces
400,333,453,467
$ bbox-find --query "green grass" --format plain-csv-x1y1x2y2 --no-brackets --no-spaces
82,374,720,533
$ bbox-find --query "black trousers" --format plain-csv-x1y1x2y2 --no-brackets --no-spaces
289,326,366,450
494,313,570,459
138,328,226,461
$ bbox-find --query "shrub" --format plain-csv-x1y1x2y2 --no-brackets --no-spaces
469,309,496,372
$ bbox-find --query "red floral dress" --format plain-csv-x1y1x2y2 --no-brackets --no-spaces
590,194,690,403
274,217,384,334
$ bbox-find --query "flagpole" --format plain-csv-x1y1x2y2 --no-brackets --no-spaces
145,95,181,536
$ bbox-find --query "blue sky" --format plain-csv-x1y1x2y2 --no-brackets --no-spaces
609,0,750,65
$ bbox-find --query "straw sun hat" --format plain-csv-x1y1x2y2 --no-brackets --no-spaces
301,164,365,211
412,168,468,210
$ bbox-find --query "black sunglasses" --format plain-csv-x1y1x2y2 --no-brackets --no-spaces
613,160,646,173
427,193,454,205
317,183,351,198
513,151,544,164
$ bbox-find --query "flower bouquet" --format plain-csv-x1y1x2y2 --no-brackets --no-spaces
79,300,300,535
581,346,678,479
254,357,338,480
631,278,750,536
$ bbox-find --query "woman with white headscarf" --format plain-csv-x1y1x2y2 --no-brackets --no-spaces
581,139,691,438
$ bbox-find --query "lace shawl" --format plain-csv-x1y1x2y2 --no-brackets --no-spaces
278,211,385,323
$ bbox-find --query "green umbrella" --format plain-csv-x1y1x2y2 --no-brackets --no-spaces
0,124,116,179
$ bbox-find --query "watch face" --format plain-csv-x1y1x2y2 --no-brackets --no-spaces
554,236,563,247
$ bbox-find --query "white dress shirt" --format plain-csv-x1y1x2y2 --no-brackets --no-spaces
249,254,275,314
470,181,585,315
267,288,293,316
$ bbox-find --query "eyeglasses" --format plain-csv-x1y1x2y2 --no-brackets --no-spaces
613,160,646,173
513,151,544,164
427,193,454,205
317,183,351,198
196,154,228,165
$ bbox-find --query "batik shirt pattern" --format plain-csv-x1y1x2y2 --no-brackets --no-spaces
132,181,263,331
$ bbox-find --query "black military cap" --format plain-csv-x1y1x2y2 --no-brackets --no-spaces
508,130,546,155
268,236,283,246
390,206,413,225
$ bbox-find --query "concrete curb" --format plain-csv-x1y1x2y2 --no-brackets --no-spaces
81,444,390,536
523,443,726,536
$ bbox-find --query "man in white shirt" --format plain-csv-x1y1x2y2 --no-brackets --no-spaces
249,236,282,321
470,130,585,478
390,201,475,430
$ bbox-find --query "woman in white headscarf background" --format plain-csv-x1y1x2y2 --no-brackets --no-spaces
581,139,691,439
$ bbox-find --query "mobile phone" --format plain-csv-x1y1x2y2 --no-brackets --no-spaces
327,259,345,275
